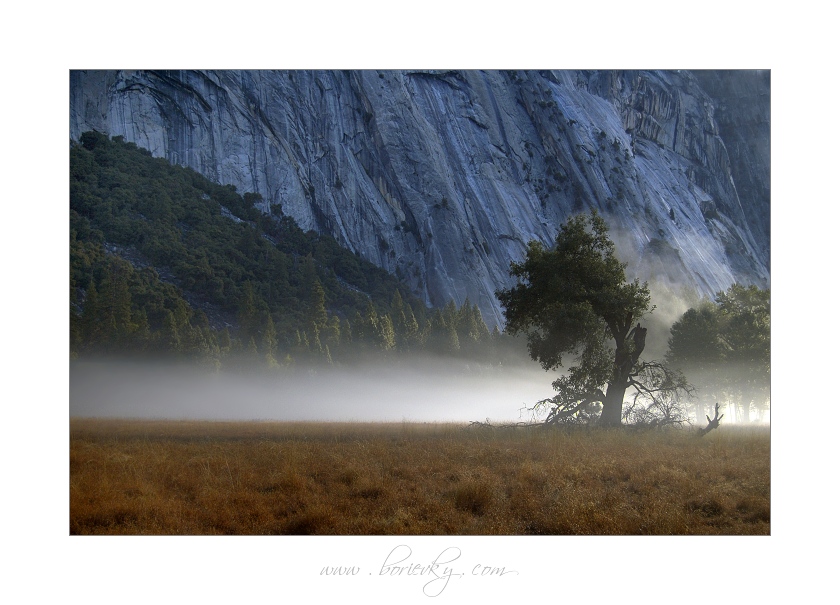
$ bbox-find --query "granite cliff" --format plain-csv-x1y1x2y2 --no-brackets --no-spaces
70,69,770,326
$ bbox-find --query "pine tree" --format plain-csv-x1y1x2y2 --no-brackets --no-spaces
341,318,353,346
247,336,259,360
219,327,232,352
443,300,459,328
301,254,318,290
457,297,481,346
308,278,328,331
446,321,460,353
163,310,181,353
186,325,210,358
133,308,151,352
429,309,459,354
472,304,490,342
237,281,259,342
378,313,396,351
391,290,406,318
261,314,278,358
100,260,135,348
390,290,409,350
310,324,323,355
400,304,421,350
354,301,381,346
323,315,342,352
81,281,102,350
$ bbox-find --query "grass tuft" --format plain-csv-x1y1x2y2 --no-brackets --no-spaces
453,481,494,515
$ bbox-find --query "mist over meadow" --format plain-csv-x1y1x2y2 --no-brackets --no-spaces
69,281,769,425
70,358,554,423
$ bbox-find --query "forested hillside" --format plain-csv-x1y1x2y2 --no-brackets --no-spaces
70,132,508,368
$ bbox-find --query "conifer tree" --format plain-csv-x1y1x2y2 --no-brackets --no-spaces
261,314,278,359
310,324,323,356
100,260,135,347
354,301,381,346
443,300,459,328
219,327,232,352
472,304,490,342
247,336,259,360
378,313,396,351
429,308,459,353
81,281,102,350
163,310,181,353
457,297,481,346
323,315,342,352
391,290,406,318
237,281,259,342
341,318,353,347
133,308,151,351
400,304,421,350
308,278,328,331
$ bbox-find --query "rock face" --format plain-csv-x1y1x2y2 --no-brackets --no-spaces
70,70,770,326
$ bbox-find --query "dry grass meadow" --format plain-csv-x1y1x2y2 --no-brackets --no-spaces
69,419,770,535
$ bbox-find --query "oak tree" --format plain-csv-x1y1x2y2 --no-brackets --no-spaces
498,211,687,426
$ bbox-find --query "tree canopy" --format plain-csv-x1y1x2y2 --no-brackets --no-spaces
498,211,688,426
667,284,770,421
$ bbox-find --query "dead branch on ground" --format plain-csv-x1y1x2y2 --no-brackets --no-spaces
698,402,724,436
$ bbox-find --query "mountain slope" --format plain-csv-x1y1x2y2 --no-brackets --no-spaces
70,69,770,325
70,131,431,361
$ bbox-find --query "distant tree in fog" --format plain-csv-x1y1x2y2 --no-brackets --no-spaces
716,284,770,420
666,302,725,422
666,284,770,421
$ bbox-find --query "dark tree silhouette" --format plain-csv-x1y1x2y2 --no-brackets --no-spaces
498,211,690,426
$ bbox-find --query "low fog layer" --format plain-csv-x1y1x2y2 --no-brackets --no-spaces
70,360,555,423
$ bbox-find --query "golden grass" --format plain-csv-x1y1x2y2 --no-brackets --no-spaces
69,419,770,535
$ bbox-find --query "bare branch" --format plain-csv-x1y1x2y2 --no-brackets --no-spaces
621,361,694,428
698,402,724,436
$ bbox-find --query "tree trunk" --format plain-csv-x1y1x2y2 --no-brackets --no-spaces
598,323,646,427
600,382,626,426
741,399,752,423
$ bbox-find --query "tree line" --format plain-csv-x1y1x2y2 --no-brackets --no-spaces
70,131,517,369
666,283,770,422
